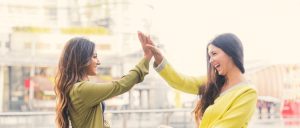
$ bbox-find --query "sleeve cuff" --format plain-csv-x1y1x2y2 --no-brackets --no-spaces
153,58,167,72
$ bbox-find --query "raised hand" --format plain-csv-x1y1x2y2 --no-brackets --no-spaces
138,31,164,65
144,37,163,66
138,31,153,61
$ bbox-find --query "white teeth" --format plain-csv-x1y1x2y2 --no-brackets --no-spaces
214,64,220,68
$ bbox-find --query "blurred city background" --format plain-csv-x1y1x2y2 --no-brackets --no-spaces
0,0,299,128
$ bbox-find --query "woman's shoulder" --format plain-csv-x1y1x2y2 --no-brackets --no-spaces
70,81,90,92
220,82,257,99
69,81,99,100
240,81,257,93
232,82,258,100
221,81,256,95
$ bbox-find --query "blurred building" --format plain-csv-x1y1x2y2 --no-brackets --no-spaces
0,0,159,112
2,0,298,113
247,63,300,100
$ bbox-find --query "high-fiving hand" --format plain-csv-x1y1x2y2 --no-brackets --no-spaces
137,31,163,66
138,31,153,61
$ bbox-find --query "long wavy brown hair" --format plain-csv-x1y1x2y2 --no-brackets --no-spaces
193,33,245,125
54,37,95,128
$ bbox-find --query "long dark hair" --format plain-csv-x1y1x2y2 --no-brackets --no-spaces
55,37,95,128
193,33,245,123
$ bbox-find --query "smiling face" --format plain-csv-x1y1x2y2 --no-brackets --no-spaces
86,52,100,76
207,44,235,76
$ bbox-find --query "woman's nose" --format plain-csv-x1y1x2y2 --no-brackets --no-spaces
96,59,101,65
209,57,214,63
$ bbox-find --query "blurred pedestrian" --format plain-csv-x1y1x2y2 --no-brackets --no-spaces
257,100,263,119
266,101,272,119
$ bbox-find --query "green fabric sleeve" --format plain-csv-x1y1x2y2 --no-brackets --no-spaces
77,58,149,107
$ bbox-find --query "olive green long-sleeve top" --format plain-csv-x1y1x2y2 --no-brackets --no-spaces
68,58,149,128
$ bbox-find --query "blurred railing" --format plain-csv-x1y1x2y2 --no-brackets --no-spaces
0,112,55,128
0,109,195,128
0,109,299,128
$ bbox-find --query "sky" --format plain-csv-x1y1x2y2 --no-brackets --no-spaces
147,0,300,75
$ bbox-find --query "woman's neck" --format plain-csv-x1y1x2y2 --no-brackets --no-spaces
82,75,89,81
223,67,245,92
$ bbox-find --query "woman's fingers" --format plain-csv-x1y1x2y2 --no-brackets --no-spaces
138,31,149,53
147,36,155,45
146,44,161,56
146,44,156,52
138,31,145,44
146,44,163,65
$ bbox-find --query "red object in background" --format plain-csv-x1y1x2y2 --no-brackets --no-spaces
24,78,30,89
281,99,300,118
281,99,300,126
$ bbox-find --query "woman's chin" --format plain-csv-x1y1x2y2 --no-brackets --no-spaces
217,71,225,76
88,72,97,76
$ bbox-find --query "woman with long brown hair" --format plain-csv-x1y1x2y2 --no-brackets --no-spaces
139,32,257,128
55,32,152,128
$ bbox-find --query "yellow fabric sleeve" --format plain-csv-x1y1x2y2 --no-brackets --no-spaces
154,58,206,94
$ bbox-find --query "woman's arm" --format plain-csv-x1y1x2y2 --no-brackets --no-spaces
75,58,149,107
154,58,206,94
137,32,205,94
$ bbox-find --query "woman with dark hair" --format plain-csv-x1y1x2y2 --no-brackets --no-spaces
55,32,152,128
139,33,257,128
